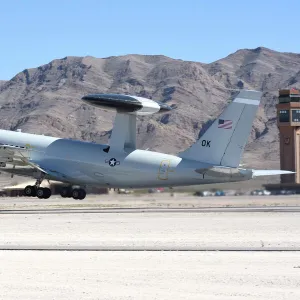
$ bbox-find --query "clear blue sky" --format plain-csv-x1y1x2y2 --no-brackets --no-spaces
1,0,300,80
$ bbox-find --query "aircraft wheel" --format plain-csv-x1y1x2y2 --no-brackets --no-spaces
71,188,86,200
43,188,51,199
36,187,47,199
72,188,80,200
78,189,86,200
24,185,36,197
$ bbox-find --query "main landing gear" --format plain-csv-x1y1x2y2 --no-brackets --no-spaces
24,185,86,200
23,174,51,199
60,187,86,200
24,185,51,199
23,173,86,200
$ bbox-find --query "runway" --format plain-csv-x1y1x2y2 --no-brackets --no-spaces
1,251,300,300
1,196,300,299
1,205,300,249
1,245,300,251
1,206,300,214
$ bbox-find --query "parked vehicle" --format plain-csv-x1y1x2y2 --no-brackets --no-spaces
194,191,214,197
118,189,131,194
250,189,271,196
215,190,225,196
279,189,296,195
148,188,164,193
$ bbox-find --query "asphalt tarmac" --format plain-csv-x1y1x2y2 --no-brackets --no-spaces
1,204,300,250
1,195,300,299
1,245,300,251
1,206,300,214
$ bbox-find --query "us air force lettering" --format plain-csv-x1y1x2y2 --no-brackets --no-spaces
0,90,293,199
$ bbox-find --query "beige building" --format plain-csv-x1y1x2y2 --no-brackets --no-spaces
277,88,300,183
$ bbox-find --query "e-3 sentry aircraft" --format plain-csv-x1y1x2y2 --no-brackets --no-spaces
0,90,292,199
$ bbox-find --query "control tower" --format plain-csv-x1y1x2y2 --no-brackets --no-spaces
277,88,300,183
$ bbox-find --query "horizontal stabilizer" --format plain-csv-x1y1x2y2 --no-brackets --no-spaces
252,170,295,177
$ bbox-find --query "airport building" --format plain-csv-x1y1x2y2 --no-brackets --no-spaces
277,88,300,183
265,88,300,192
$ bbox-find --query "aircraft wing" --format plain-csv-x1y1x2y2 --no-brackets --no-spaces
0,144,31,166
29,159,102,184
0,145,100,184
0,145,71,182
27,160,70,181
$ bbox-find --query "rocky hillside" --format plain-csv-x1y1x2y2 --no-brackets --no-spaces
1,47,300,168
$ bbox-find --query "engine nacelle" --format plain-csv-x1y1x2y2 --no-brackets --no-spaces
81,94,173,116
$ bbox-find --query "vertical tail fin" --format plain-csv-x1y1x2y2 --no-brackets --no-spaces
179,90,262,167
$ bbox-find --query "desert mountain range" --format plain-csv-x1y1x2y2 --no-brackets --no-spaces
1,47,300,169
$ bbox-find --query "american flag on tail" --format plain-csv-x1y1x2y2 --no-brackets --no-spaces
218,119,232,129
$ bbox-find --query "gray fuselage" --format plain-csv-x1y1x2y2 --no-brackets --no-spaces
0,129,251,188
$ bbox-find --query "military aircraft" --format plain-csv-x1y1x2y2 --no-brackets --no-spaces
0,90,292,199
